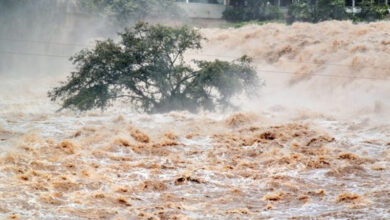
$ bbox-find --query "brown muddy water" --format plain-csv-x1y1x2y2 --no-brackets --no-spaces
1,21,390,219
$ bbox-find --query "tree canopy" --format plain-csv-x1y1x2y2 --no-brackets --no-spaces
287,0,347,23
223,0,283,22
49,22,260,113
80,0,176,23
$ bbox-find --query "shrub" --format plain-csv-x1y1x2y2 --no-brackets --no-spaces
286,1,311,24
80,0,177,23
287,0,348,23
350,1,388,22
223,0,283,22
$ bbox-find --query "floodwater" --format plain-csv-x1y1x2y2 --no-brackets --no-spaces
1,21,390,219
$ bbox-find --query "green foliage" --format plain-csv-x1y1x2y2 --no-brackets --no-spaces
49,22,260,113
287,0,348,23
350,1,388,22
223,0,283,22
286,1,311,23
287,0,390,23
219,20,285,29
80,0,176,23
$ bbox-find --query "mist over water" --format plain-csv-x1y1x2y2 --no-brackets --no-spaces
0,2,390,219
3,18,390,118
200,21,390,120
0,0,118,115
0,0,117,77
2,1,388,119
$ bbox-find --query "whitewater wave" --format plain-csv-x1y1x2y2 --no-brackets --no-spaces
1,21,390,219
199,21,390,119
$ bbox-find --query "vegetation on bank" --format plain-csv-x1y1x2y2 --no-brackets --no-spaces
286,0,348,23
79,0,177,24
0,0,178,26
223,0,283,22
49,22,260,113
223,0,389,24
287,0,388,23
1,0,387,26
219,20,286,29
350,1,389,22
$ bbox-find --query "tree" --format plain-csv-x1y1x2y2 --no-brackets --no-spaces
287,0,348,23
80,0,177,24
48,22,260,113
350,1,388,22
223,0,283,22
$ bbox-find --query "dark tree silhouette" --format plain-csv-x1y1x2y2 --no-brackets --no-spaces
49,22,260,113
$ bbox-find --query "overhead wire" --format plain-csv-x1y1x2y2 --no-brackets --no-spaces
0,38,91,47
0,38,389,81
0,50,71,58
187,53,390,71
0,37,388,70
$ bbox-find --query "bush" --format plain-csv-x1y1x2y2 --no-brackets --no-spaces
287,0,348,23
223,0,283,22
80,0,177,23
286,1,311,23
49,22,260,113
350,1,388,22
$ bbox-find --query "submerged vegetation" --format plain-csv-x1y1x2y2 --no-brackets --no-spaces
49,22,259,113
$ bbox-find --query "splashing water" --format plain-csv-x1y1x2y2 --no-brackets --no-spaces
1,21,390,219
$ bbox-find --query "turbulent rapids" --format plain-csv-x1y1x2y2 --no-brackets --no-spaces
1,21,390,219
